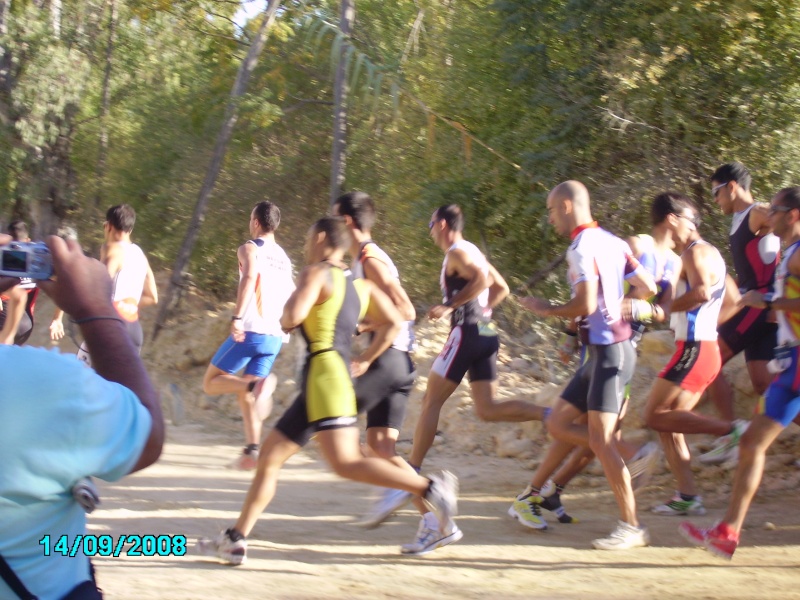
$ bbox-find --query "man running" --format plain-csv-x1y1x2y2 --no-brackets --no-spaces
203,201,295,470
519,181,656,550
403,204,550,555
510,193,682,528
331,192,421,528
0,221,39,345
197,217,457,565
633,193,746,517
702,162,778,463
680,186,800,559
72,204,158,362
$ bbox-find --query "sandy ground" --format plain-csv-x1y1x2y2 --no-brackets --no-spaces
85,422,800,600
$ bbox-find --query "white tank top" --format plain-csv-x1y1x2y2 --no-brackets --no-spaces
111,242,148,322
670,240,726,342
240,238,294,337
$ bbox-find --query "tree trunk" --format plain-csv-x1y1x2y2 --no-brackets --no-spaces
95,0,117,208
329,0,355,206
153,0,283,340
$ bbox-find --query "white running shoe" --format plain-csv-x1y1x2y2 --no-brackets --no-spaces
628,441,661,491
698,420,749,465
253,373,278,421
401,513,463,556
591,520,650,550
197,529,247,565
359,488,413,528
423,470,459,534
651,493,706,516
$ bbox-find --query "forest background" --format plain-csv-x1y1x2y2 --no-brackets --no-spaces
3,0,800,322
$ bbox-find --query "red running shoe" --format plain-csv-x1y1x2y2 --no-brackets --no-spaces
679,521,739,560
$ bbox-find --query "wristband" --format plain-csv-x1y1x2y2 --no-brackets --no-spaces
231,316,242,322
765,300,773,311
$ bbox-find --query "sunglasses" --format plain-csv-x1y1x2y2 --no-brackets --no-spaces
711,182,727,198
428,220,436,230
676,213,701,227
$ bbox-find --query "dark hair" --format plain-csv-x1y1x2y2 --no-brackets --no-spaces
7,220,28,241
433,204,464,232
776,186,800,212
334,191,376,231
106,204,136,233
312,216,350,251
651,192,697,226
711,162,752,192
253,201,281,233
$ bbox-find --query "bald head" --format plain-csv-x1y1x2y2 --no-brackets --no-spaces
546,180,593,237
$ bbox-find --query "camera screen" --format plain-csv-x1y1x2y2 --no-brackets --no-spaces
1,250,28,272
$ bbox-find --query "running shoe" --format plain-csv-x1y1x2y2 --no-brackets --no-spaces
628,441,661,491
536,480,577,523
508,492,548,530
651,493,706,516
678,521,739,560
591,520,650,550
197,529,247,565
253,373,278,421
401,514,463,556
424,471,459,533
698,419,749,465
359,488,413,528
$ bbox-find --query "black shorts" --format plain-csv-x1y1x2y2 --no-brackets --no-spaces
562,340,636,414
718,304,777,362
430,322,499,383
276,348,416,446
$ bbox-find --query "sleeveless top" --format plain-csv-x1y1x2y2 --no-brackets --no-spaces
111,242,149,323
730,204,779,293
775,241,800,346
670,240,726,342
239,238,294,337
301,265,368,362
354,241,415,352
440,240,491,327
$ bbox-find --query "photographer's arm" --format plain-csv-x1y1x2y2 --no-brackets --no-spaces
39,236,164,473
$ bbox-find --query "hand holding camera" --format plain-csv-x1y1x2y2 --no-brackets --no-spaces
0,241,53,280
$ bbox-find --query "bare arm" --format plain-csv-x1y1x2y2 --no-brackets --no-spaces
428,247,488,320
520,278,599,319
50,307,65,340
670,244,720,314
362,257,415,321
139,263,158,307
38,236,163,474
230,243,258,342
486,262,510,309
280,264,329,333
0,233,11,245
719,274,743,325
351,280,403,376
750,202,773,236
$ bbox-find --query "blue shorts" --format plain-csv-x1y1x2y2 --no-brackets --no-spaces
760,346,800,427
211,332,283,377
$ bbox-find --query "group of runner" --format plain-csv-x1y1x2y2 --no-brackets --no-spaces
194,161,800,564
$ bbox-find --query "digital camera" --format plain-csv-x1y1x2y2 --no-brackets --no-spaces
0,241,53,280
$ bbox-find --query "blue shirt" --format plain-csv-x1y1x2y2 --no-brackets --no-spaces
0,345,152,600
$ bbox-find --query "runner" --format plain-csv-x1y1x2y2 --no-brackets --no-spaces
402,204,551,555
518,181,656,550
680,186,800,559
0,221,39,346
202,201,295,470
638,193,746,517
197,216,458,565
702,162,778,463
331,192,421,528
509,194,683,529
72,204,158,363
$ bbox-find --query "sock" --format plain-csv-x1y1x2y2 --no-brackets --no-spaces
226,528,245,542
554,482,566,495
679,492,697,502
539,486,578,523
517,485,540,500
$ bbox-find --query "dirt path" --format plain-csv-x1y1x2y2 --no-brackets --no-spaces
88,423,800,600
